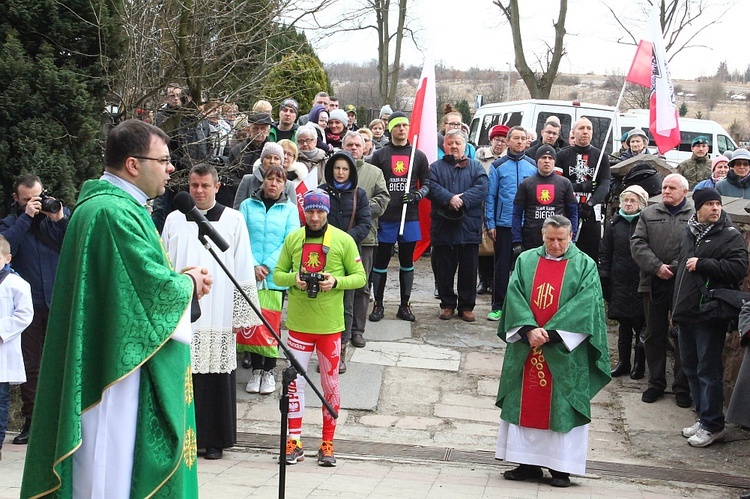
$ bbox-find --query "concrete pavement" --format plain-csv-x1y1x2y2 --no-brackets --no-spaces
2,257,749,497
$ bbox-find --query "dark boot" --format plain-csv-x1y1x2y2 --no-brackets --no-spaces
631,340,646,380
13,419,31,445
339,345,347,374
611,341,631,377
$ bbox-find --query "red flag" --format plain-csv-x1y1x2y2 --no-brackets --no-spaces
408,58,437,261
625,7,681,154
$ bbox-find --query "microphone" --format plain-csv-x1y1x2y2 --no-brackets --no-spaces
173,191,230,252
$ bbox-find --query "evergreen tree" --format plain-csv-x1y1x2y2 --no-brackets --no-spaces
455,100,472,125
0,0,122,211
679,102,688,117
260,52,329,115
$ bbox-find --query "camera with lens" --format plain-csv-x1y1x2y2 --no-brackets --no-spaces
299,271,326,299
40,191,62,214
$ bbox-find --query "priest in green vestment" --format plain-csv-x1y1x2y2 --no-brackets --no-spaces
21,120,213,499
495,215,610,488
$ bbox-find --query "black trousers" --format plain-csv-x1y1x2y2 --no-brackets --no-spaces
642,292,689,394
433,244,479,312
491,227,513,311
20,307,49,420
576,216,601,263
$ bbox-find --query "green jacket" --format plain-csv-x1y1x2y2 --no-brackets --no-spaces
496,244,610,432
677,154,711,189
21,180,197,498
274,224,366,333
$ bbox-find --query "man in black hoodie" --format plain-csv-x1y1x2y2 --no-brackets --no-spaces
556,118,610,261
672,187,748,448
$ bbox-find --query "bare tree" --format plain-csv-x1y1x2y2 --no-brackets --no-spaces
106,0,335,120
602,0,734,61
493,0,568,99
698,79,726,111
604,73,651,109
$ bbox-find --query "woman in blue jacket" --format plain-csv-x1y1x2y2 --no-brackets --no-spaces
239,166,300,394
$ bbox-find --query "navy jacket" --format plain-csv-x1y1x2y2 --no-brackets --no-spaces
427,156,488,245
0,207,69,308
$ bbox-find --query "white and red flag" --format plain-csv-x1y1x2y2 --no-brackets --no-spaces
625,5,681,154
407,57,437,261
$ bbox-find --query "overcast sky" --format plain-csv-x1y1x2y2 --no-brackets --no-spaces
308,0,749,81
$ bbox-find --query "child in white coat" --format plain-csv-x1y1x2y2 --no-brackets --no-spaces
0,235,34,459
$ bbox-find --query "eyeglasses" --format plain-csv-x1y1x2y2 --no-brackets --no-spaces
733,160,750,167
297,138,315,144
133,156,172,165
445,122,462,128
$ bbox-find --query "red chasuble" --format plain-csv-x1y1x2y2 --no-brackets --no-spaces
519,257,568,429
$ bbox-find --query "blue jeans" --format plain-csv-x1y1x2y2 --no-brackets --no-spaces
0,382,9,450
678,322,726,432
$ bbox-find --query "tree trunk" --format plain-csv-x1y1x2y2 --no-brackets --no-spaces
496,0,567,100
386,0,407,105
376,0,390,105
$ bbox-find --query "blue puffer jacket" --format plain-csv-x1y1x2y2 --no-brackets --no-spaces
427,156,488,245
239,189,300,290
485,151,536,229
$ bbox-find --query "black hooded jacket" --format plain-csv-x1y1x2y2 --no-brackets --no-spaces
319,151,372,245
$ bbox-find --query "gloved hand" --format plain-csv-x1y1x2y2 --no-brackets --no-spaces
402,191,423,205
575,180,594,193
578,201,594,220
600,277,611,302
512,243,524,259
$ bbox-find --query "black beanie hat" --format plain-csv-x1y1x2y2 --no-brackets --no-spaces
692,187,722,210
536,144,557,162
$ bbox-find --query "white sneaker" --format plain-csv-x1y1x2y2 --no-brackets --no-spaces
259,371,276,394
246,369,262,393
682,421,701,438
687,427,726,448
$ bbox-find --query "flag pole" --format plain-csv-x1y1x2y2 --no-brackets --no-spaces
399,133,419,236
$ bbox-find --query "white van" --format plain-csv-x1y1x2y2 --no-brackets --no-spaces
617,109,738,165
468,99,618,155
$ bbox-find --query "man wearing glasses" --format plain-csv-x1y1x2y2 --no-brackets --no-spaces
527,118,564,160
21,119,213,498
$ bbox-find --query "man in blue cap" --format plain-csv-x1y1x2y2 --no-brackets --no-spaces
677,136,710,188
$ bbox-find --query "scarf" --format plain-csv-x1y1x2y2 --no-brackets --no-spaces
618,209,639,223
687,213,714,244
443,154,469,167
333,180,352,191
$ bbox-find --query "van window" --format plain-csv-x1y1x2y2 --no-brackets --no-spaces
583,116,613,154
717,135,736,154
537,112,571,144
474,111,524,146
678,131,713,154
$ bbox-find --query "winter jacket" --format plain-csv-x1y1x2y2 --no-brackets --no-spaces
677,154,711,189
485,150,537,229
715,170,750,199
232,166,297,210
320,152,372,245
239,189,300,290
354,159,390,246
599,212,644,321
0,206,69,308
694,177,719,191
269,123,298,143
475,146,502,174
672,211,748,323
226,138,267,186
631,199,695,293
427,156,488,245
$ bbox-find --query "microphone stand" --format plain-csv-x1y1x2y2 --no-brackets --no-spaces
196,231,338,499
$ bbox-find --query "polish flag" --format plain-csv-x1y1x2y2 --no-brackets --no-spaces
625,6,681,154
294,172,320,224
409,57,437,261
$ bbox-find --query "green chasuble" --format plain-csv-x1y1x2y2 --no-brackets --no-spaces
21,180,198,498
496,244,610,433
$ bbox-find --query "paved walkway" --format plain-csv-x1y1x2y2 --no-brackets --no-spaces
2,258,748,497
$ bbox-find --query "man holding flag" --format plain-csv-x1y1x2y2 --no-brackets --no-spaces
369,112,431,323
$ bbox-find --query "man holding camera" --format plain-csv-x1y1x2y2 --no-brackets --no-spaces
273,189,366,467
0,174,68,445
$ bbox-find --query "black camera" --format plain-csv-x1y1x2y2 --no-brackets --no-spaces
299,271,325,299
40,192,62,214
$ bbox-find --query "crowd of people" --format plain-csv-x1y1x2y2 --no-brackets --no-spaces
1,84,749,496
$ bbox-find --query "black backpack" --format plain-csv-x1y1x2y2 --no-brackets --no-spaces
623,162,663,197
